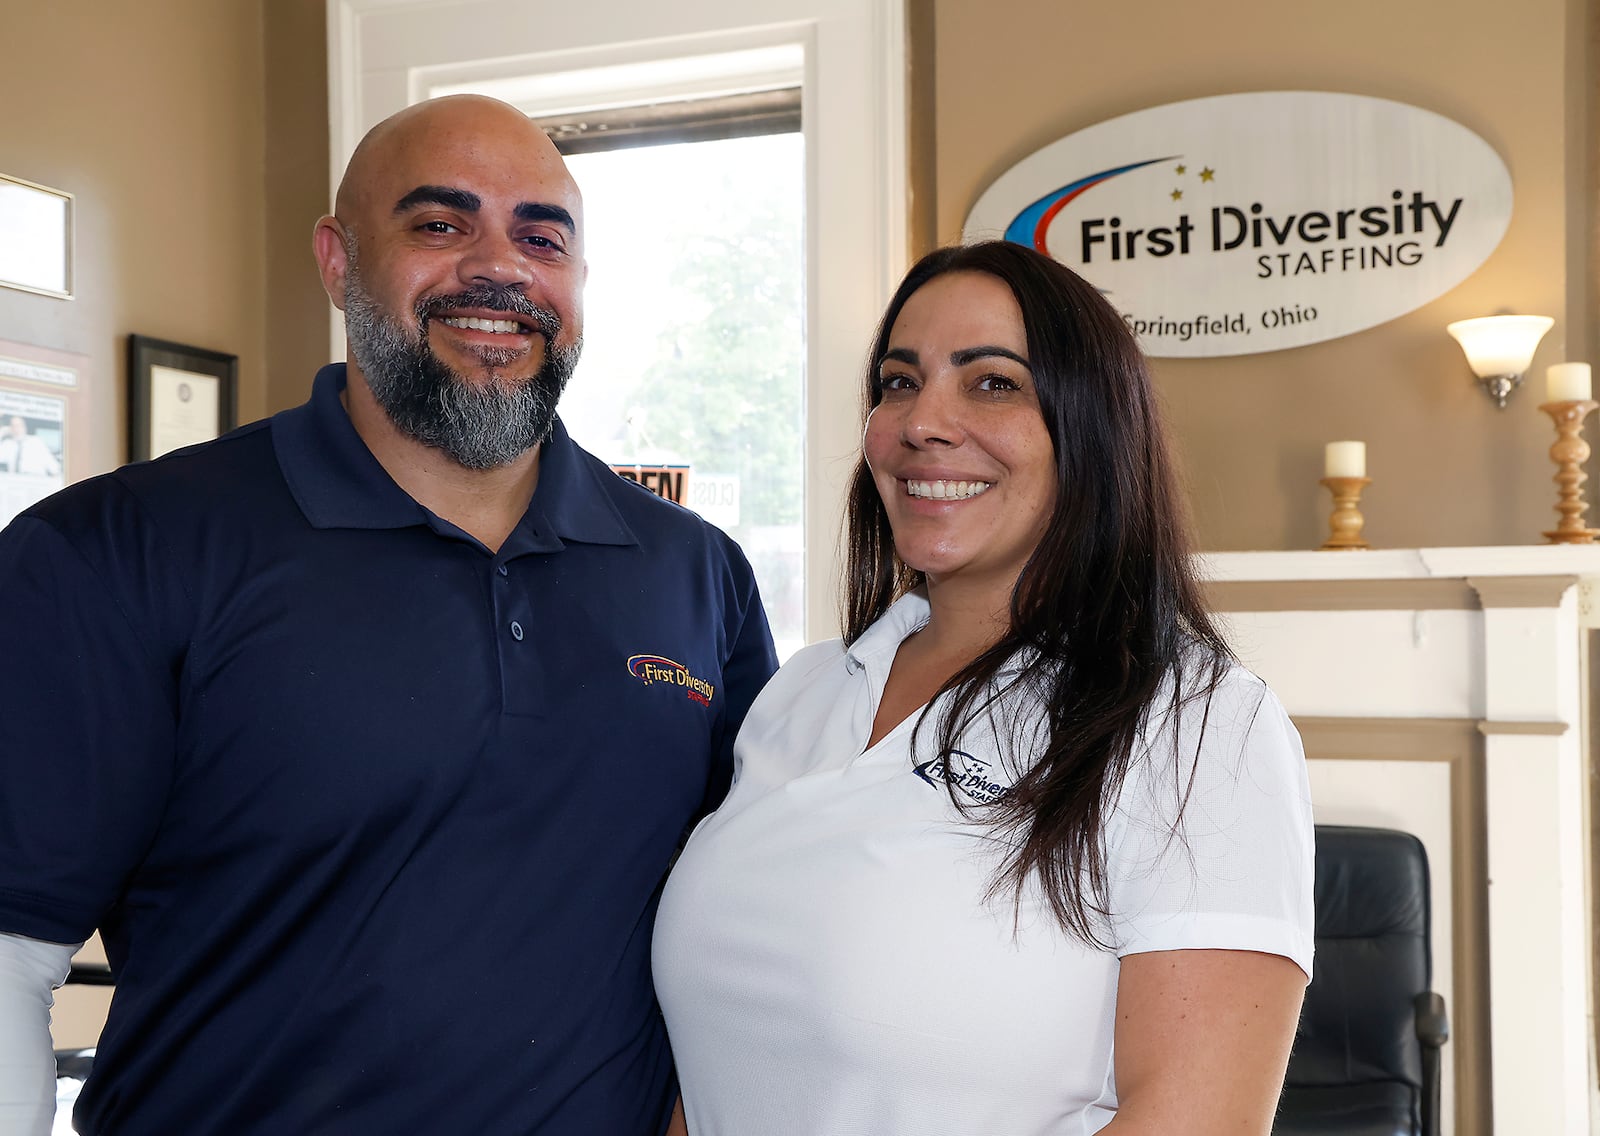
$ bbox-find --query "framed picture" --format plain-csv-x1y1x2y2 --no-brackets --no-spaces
0,337,87,528
0,173,74,299
127,336,238,461
0,383,68,529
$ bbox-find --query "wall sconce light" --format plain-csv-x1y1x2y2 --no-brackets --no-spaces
1446,315,1555,409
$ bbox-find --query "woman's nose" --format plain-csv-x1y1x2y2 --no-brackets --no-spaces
901,382,964,448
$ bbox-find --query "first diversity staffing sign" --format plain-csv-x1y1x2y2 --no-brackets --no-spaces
964,92,1513,358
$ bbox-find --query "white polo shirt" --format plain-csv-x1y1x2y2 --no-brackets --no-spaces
653,591,1314,1136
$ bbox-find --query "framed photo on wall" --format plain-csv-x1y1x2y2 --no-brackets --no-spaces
0,383,68,530
0,337,88,528
127,336,238,461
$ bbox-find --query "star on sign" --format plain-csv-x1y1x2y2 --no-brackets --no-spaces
1170,189,1183,201
1199,167,1216,182
1174,164,1187,175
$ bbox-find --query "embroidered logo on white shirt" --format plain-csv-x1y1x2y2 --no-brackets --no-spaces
912,749,1010,804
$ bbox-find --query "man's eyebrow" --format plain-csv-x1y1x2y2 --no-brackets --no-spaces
394,185,481,214
951,345,1031,370
391,191,575,235
514,202,576,233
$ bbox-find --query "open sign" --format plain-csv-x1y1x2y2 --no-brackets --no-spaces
610,463,689,505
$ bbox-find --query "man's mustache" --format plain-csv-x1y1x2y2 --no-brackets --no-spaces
417,285,562,339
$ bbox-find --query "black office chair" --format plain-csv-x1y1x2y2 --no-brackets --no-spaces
1274,824,1449,1136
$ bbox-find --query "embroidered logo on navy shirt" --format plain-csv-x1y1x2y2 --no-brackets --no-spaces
627,654,717,706
913,749,1010,804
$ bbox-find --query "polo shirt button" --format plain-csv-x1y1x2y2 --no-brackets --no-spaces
497,564,509,577
510,620,524,641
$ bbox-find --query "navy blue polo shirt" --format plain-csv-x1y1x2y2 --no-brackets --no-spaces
0,364,776,1135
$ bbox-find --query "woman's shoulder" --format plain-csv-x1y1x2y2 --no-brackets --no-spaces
743,637,852,716
1193,657,1278,730
779,637,850,679
1128,654,1305,812
1150,650,1277,736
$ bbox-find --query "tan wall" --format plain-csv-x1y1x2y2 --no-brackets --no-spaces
929,0,1588,551
264,0,334,413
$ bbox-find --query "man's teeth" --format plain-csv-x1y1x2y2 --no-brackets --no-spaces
438,316,525,334
906,479,992,500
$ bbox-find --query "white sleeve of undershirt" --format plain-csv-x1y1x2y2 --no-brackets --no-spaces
0,932,81,1136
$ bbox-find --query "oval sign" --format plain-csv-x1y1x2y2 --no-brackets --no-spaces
964,92,1512,357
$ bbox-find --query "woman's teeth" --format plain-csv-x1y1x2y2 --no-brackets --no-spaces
906,479,992,500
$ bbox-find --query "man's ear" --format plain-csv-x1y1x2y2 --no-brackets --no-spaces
312,217,351,312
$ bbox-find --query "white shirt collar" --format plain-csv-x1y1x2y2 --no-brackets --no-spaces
842,588,1041,680
842,589,930,674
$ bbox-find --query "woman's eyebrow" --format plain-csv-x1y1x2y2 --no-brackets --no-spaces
951,345,1031,370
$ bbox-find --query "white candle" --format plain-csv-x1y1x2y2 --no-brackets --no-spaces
1324,441,1366,479
1546,362,1592,402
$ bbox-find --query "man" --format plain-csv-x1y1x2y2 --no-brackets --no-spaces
0,95,776,1134
0,416,61,477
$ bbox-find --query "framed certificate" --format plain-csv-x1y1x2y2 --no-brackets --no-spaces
127,336,238,461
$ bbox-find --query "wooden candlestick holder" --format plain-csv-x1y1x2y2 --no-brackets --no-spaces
1538,399,1600,544
1319,476,1371,550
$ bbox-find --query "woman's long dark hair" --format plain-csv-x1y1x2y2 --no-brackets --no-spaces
843,241,1232,943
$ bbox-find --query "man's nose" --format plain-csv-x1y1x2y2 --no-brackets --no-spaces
456,231,534,289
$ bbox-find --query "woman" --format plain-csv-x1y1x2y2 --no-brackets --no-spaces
653,241,1313,1134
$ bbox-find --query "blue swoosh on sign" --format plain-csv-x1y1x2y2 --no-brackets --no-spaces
1005,155,1180,254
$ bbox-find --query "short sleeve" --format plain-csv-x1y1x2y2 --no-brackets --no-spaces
0,513,178,944
1105,665,1314,980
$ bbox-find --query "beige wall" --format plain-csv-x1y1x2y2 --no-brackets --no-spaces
264,0,334,414
930,0,1591,551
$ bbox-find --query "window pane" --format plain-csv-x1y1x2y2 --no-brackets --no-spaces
562,133,806,657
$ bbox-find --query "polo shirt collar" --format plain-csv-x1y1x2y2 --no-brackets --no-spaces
843,586,1036,678
516,411,637,551
273,364,428,530
273,363,637,550
844,589,931,674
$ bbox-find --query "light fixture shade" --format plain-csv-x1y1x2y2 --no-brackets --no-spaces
1446,315,1555,378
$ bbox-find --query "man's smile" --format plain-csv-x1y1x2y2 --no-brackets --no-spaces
435,314,533,335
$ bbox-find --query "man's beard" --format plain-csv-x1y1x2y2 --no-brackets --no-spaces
342,255,581,470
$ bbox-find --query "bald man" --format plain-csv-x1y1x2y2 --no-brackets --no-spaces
0,96,776,1135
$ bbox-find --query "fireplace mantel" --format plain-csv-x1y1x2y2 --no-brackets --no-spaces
1202,543,1600,582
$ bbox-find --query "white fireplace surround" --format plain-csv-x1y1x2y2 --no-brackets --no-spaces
1200,545,1600,1136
